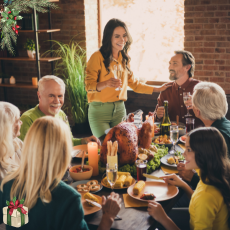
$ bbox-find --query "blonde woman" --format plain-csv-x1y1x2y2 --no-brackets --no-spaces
0,102,22,180
0,117,121,230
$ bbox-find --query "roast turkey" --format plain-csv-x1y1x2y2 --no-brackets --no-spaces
100,115,154,166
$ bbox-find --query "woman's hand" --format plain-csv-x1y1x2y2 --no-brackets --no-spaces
160,174,187,188
98,192,122,230
153,82,173,93
96,78,122,91
106,78,122,88
148,200,167,223
101,192,122,220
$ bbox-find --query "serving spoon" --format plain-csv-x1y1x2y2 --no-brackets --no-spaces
80,151,85,173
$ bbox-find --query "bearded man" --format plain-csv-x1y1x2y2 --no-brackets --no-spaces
154,50,203,128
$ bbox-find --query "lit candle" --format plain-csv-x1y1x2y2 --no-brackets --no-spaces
88,142,99,176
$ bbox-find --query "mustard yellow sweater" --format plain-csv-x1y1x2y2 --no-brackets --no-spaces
85,51,154,103
189,179,229,230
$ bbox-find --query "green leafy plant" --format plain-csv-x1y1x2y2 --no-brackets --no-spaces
24,38,35,51
45,40,88,124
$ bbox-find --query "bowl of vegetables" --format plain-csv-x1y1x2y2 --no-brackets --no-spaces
69,165,93,181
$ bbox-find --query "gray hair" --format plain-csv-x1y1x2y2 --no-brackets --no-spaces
192,82,228,121
38,75,65,92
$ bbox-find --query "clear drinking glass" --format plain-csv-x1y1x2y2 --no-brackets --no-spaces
106,163,118,191
183,92,192,117
113,65,122,91
169,125,179,154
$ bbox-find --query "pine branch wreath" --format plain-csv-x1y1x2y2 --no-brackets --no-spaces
0,0,58,55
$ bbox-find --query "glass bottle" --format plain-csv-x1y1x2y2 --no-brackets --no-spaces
161,101,171,136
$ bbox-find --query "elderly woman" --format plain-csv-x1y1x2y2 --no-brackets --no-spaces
0,116,121,230
178,81,230,188
0,102,22,180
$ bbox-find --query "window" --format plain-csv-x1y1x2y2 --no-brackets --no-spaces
100,0,184,83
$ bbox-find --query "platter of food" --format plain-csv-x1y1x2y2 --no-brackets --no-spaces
101,172,135,189
179,135,187,144
127,180,179,202
81,192,102,215
152,135,173,148
161,153,185,168
72,180,103,194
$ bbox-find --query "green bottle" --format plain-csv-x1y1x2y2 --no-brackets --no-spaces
161,101,171,136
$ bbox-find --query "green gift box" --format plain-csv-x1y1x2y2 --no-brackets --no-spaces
3,206,29,227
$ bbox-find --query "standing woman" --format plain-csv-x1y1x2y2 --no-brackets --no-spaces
148,127,230,230
85,18,172,138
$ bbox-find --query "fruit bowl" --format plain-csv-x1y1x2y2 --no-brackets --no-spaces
69,165,93,181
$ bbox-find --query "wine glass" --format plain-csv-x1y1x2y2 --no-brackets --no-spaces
106,163,118,191
113,65,122,91
169,125,179,154
183,92,192,117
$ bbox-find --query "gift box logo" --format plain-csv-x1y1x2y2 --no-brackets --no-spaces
3,197,29,227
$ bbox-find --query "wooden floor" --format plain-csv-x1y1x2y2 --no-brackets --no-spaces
0,224,5,229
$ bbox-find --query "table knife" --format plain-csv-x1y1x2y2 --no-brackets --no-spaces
143,173,164,181
85,199,122,220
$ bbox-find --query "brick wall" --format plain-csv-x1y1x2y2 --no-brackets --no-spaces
184,0,230,94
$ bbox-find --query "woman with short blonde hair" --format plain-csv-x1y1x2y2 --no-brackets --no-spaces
176,82,230,195
192,82,227,121
0,116,121,230
0,102,22,180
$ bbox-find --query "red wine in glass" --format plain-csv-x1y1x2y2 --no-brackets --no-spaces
136,160,147,181
186,118,195,133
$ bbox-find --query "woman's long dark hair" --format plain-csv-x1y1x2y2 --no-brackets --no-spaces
188,127,230,227
99,18,133,75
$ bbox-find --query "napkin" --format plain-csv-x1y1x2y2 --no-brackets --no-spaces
123,194,148,208
161,165,178,174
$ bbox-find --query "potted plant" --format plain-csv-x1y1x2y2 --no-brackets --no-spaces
45,40,89,133
24,39,39,58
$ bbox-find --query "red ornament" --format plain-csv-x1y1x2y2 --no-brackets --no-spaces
14,16,17,20
12,27,15,31
8,11,11,14
15,30,18,35
16,25,20,29
7,17,8,19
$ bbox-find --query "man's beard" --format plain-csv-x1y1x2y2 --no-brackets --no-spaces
169,71,178,81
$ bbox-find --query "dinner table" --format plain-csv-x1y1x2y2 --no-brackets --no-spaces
66,140,186,230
